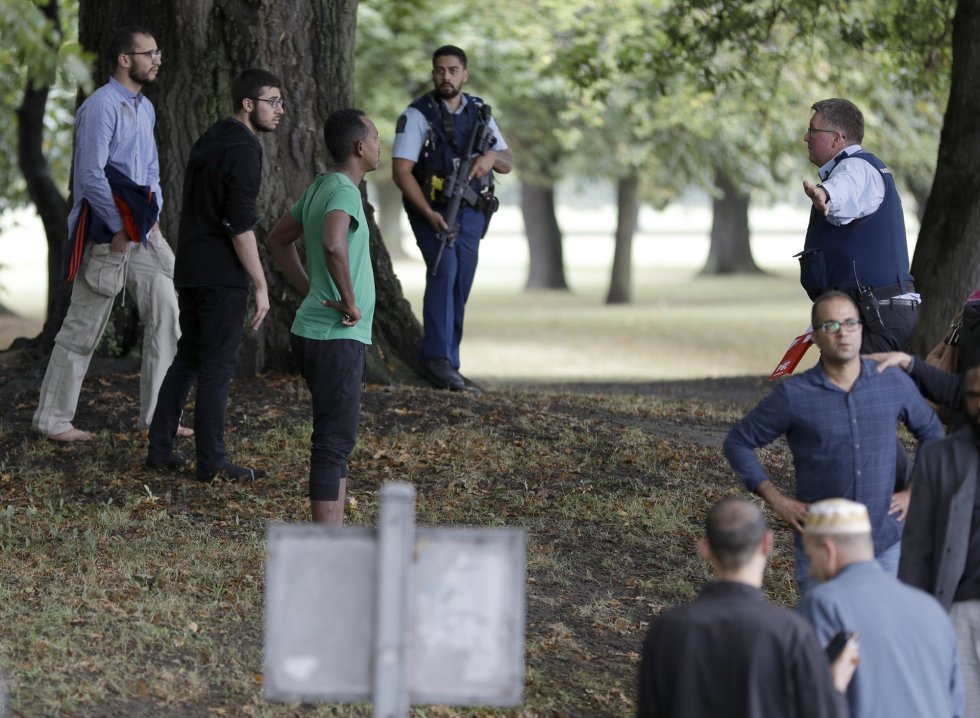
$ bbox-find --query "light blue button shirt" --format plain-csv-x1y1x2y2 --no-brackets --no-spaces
66,76,162,239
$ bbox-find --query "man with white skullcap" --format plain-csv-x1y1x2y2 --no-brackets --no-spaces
798,498,963,718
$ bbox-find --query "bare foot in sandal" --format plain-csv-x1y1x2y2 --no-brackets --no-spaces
48,427,95,442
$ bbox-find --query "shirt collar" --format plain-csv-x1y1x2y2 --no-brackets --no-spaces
440,93,469,115
107,76,144,106
810,357,875,391
818,144,863,181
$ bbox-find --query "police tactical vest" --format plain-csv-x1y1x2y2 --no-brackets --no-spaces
800,151,913,299
409,91,492,207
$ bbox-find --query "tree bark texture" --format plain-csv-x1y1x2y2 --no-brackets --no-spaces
15,0,71,351
701,168,761,275
909,0,980,355
521,180,568,290
374,178,409,259
76,0,422,383
606,174,639,305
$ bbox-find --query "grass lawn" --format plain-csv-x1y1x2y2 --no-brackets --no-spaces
1,225,826,715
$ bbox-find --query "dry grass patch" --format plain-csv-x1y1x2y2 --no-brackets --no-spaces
0,369,799,716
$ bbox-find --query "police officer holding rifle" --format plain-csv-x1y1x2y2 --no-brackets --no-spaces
393,45,512,392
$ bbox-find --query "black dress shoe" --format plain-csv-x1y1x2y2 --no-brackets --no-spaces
424,358,466,390
145,451,187,471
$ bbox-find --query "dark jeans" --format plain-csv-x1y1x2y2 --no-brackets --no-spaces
148,285,247,473
409,205,485,368
290,334,364,501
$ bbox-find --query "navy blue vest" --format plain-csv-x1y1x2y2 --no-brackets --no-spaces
408,92,491,208
800,151,913,300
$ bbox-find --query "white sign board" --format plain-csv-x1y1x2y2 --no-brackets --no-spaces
264,522,525,707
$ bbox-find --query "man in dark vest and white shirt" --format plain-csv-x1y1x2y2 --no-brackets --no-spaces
799,97,918,353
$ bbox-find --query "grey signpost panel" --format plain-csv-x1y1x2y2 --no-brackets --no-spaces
264,482,526,714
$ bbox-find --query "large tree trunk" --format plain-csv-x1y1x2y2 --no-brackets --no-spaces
909,0,980,355
606,173,639,305
701,168,761,275
373,178,409,259
521,180,568,290
14,0,71,351
77,0,422,383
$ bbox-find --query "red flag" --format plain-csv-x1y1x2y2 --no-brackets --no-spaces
770,330,814,380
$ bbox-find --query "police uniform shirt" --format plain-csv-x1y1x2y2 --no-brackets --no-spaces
392,94,508,162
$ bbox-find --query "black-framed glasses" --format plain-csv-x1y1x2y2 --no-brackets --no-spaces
126,49,162,60
815,318,862,333
806,125,839,138
249,96,285,109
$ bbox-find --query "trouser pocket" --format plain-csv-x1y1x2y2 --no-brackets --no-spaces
82,243,128,297
149,229,176,278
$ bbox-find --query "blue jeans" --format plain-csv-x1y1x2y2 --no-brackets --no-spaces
795,539,901,597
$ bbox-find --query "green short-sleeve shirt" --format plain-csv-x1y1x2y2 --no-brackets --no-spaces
289,172,375,344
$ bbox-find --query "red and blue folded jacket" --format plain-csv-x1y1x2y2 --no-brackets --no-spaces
64,165,160,280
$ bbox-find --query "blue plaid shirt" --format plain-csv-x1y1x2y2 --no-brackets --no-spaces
724,359,943,554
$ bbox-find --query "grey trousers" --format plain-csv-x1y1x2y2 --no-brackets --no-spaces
33,232,179,435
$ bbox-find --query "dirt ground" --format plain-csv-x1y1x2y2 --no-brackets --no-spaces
0,340,780,717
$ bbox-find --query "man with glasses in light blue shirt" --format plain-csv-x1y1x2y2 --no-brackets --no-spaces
33,25,180,443
724,290,942,594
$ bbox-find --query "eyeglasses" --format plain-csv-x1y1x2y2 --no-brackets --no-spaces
126,49,162,60
249,96,285,109
815,318,862,333
806,126,839,138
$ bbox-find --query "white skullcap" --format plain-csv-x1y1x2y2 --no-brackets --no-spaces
805,498,872,535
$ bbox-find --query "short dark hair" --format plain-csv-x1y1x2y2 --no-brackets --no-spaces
232,68,282,113
704,497,767,571
106,26,154,69
432,45,467,68
811,98,864,144
811,289,859,327
324,109,368,163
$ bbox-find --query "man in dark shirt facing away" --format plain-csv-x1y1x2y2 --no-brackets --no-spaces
636,497,854,718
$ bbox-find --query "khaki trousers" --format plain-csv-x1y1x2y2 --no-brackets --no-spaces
33,232,179,435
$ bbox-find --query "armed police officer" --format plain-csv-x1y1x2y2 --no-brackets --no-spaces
393,45,512,391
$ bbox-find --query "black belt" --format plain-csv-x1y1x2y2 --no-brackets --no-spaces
877,298,917,308
869,282,916,299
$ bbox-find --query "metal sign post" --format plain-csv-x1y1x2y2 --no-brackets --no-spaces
264,482,526,715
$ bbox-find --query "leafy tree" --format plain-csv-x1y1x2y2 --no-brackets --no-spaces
4,1,425,382
2,0,89,340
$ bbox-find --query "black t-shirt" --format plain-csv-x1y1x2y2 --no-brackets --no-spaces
174,118,262,289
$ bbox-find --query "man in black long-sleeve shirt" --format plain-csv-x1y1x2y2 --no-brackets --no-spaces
147,68,284,480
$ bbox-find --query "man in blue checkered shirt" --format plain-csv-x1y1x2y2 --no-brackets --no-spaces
724,290,943,595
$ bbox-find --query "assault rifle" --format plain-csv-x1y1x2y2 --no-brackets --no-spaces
431,103,497,276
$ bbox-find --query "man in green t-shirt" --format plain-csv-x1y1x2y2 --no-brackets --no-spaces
266,109,380,524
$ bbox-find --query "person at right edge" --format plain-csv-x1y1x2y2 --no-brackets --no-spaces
800,97,919,352
392,45,513,392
